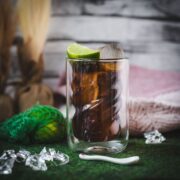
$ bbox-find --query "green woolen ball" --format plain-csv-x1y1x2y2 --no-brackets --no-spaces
0,105,66,144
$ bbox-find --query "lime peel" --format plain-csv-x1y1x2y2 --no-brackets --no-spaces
67,43,100,59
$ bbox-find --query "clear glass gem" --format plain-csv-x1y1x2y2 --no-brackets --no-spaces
16,149,31,163
0,147,69,173
25,154,47,171
39,147,53,161
39,147,69,165
144,130,166,144
0,150,17,175
53,151,69,166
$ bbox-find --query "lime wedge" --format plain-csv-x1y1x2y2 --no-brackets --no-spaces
67,43,100,59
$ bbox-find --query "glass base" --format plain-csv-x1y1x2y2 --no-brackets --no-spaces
69,139,128,154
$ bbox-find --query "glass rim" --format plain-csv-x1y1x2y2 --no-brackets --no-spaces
66,57,129,62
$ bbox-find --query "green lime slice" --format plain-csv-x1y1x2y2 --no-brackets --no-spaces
67,43,100,59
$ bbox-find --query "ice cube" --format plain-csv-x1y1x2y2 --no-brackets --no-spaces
71,60,98,73
99,44,124,71
72,97,120,142
100,61,121,72
72,72,99,106
99,43,124,59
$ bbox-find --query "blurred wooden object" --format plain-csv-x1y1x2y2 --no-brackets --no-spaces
16,84,53,112
16,0,54,112
0,0,16,121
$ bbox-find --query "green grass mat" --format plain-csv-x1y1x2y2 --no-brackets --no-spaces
0,131,180,180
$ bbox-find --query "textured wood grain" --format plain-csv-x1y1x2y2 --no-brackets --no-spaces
83,0,166,18
48,16,180,42
154,0,180,18
52,0,83,15
51,0,180,19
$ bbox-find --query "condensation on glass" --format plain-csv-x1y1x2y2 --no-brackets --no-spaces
66,58,129,154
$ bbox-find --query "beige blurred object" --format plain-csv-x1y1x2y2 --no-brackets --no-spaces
0,0,17,121
16,84,54,112
17,0,51,63
16,0,54,111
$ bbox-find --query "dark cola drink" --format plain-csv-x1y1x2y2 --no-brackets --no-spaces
70,60,122,142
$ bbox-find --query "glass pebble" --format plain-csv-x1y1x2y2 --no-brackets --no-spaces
0,147,69,174
16,149,31,163
144,130,166,144
53,151,69,166
25,154,47,171
0,150,16,175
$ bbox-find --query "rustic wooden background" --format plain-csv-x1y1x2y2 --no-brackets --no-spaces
10,0,180,90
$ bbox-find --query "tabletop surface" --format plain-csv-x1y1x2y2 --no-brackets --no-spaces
0,131,180,180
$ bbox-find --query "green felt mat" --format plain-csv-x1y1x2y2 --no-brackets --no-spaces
0,131,180,180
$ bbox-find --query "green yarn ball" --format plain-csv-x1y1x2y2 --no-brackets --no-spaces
0,105,66,144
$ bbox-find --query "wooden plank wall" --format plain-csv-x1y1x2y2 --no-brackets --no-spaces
10,0,180,86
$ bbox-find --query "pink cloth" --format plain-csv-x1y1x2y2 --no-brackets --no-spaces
129,65,180,98
128,65,180,135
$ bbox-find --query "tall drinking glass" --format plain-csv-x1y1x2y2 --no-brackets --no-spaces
66,58,129,154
